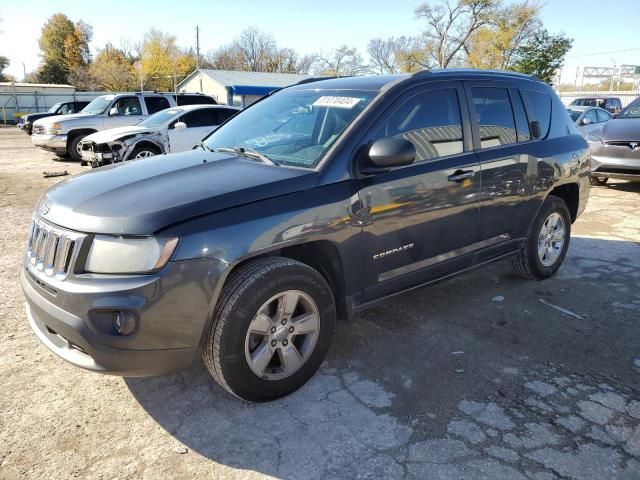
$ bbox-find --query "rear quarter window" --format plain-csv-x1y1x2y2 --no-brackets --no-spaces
522,90,552,139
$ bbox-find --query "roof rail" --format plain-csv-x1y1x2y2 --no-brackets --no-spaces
410,68,543,82
294,76,337,85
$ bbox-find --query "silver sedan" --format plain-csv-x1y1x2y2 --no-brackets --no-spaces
567,106,612,136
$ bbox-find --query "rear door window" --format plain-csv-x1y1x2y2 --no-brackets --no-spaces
583,109,597,124
510,90,531,142
596,109,611,122
521,90,552,139
145,96,171,115
471,87,518,148
181,109,215,128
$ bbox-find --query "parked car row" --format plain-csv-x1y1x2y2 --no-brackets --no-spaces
28,92,217,160
79,104,239,167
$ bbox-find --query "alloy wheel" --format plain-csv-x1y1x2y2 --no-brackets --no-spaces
537,212,565,267
244,290,320,380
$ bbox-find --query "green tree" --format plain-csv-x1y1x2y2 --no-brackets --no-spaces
88,44,138,91
466,1,541,69
37,13,92,83
510,29,573,83
140,29,195,91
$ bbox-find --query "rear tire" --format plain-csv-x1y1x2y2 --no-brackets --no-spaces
512,195,571,280
590,176,608,186
202,256,336,402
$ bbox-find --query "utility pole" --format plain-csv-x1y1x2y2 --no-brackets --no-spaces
196,26,201,69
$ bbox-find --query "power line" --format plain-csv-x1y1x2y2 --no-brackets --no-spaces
567,47,640,59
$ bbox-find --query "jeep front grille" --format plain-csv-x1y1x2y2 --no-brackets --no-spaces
27,218,84,280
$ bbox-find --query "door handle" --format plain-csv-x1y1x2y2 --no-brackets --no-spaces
448,170,474,183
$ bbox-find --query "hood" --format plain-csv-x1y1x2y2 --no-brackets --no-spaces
596,118,640,142
83,126,153,144
24,112,56,123
34,112,90,126
37,149,317,235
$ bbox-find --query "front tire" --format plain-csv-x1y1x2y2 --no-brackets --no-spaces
68,134,88,161
512,195,571,280
590,176,608,186
203,257,336,402
128,145,159,160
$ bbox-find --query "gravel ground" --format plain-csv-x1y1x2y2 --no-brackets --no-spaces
1,126,640,479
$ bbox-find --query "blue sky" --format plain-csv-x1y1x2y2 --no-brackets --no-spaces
1,0,639,84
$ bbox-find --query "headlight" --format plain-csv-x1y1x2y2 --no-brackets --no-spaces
45,123,62,135
85,236,179,274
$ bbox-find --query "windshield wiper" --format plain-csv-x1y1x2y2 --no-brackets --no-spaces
197,141,213,152
214,146,277,166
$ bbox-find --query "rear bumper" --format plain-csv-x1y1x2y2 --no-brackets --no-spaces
31,133,67,153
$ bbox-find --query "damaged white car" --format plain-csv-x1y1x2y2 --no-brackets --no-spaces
79,104,240,167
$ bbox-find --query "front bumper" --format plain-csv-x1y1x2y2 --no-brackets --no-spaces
31,133,68,153
591,143,640,180
21,256,226,376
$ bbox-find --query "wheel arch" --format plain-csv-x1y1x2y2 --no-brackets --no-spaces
547,182,579,223
125,139,164,159
220,240,348,321
67,128,97,144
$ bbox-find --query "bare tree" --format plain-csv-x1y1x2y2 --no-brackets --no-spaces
233,27,277,71
367,36,423,74
415,0,497,68
313,46,368,76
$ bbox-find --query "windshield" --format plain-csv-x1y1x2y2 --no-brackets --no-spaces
82,95,114,115
567,109,582,122
203,89,376,168
617,97,640,119
139,108,182,128
48,103,62,113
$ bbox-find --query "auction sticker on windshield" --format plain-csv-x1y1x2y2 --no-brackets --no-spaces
313,96,362,109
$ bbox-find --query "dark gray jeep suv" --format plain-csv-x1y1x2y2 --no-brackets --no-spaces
21,70,590,402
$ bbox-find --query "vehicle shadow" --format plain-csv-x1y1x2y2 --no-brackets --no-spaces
600,180,640,192
125,236,640,479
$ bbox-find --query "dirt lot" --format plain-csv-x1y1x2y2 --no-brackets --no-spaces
1,126,640,480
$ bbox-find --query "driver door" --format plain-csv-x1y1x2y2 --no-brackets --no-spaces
357,83,481,301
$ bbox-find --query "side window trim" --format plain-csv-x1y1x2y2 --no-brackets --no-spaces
464,81,519,151
508,88,532,143
519,89,553,141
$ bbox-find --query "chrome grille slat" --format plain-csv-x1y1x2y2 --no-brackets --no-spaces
26,217,84,281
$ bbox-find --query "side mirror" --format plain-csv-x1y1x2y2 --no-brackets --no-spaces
174,121,187,130
581,117,592,126
367,137,416,169
530,120,541,139
109,107,119,116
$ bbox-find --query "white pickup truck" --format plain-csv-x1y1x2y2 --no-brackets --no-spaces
31,92,216,160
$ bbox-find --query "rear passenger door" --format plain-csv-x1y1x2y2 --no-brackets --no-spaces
465,82,536,253
358,83,480,300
